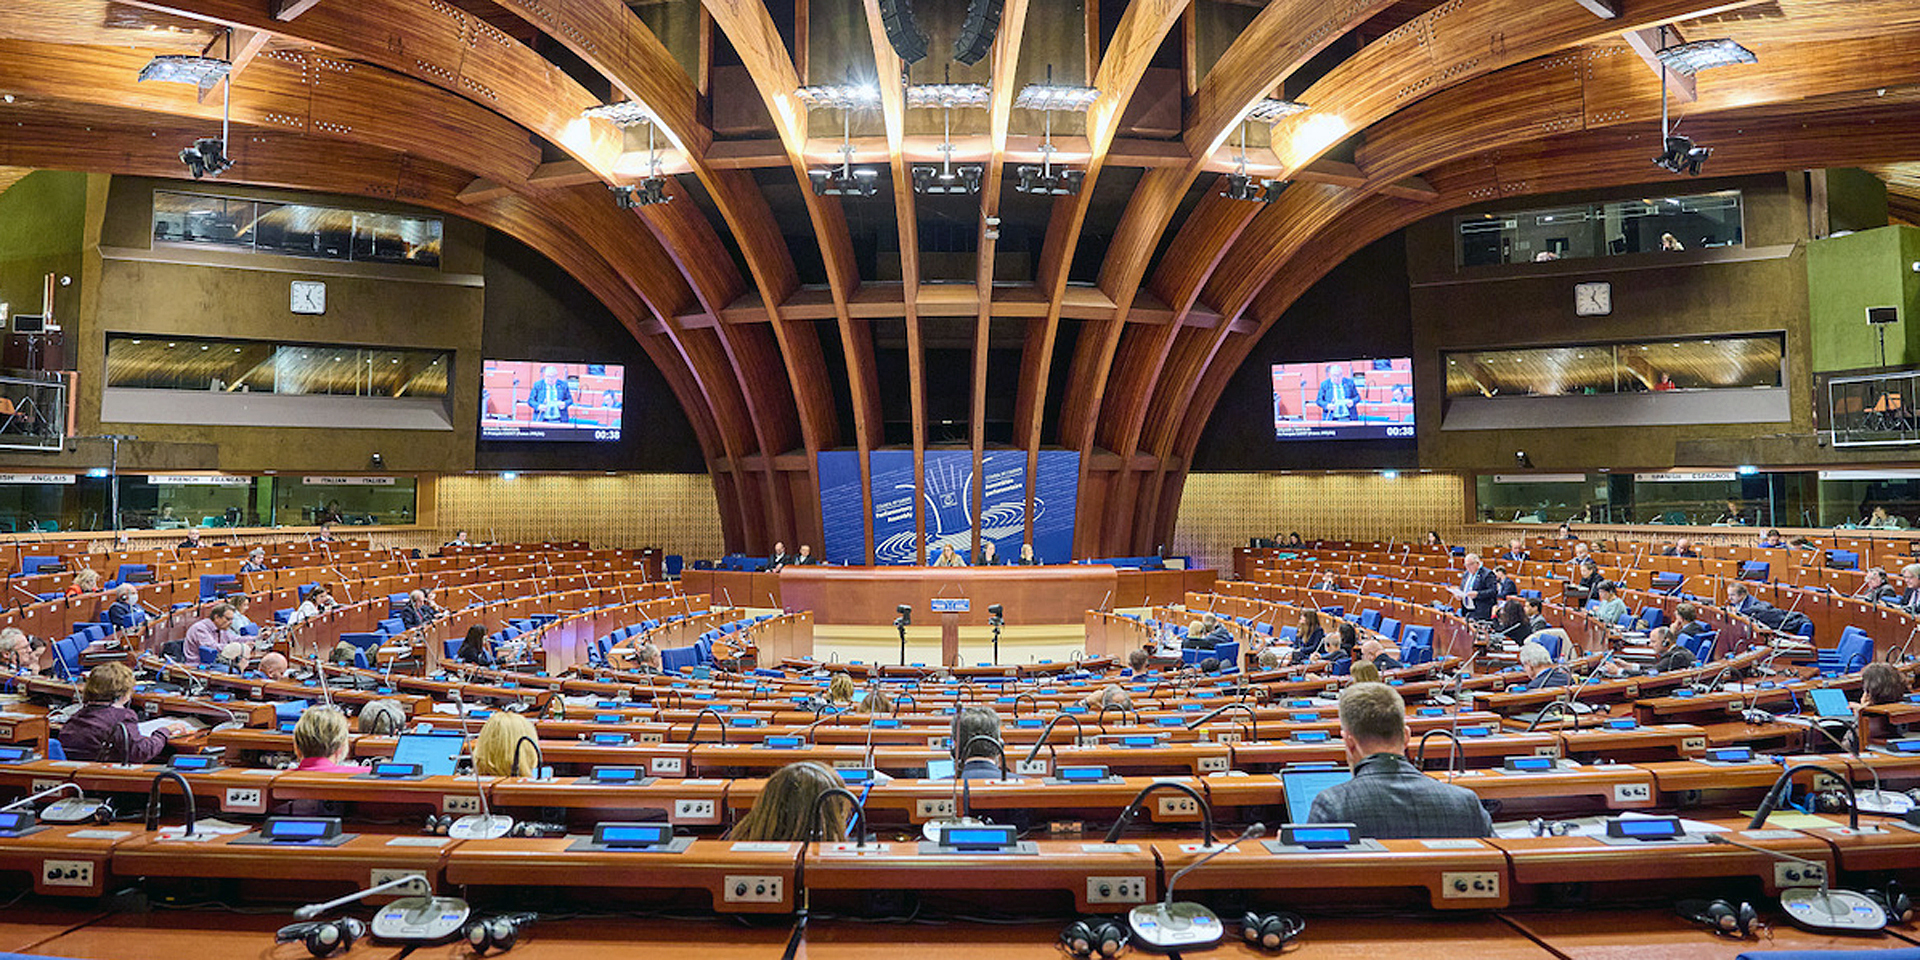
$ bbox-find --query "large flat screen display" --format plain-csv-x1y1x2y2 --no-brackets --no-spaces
1272,357,1414,441
481,360,625,441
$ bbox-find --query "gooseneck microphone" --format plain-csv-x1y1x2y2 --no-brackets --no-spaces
1128,822,1265,951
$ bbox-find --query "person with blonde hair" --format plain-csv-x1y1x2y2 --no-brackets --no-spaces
857,689,893,714
57,662,189,762
292,707,360,773
66,569,101,597
728,761,851,842
473,711,540,777
1349,660,1382,684
826,672,856,705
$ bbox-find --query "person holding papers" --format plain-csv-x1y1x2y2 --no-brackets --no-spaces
1448,554,1499,620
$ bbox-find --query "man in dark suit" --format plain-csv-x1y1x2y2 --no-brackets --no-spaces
1307,682,1492,839
1503,538,1529,563
106,585,141,631
791,544,819,566
1524,597,1552,635
1452,554,1499,620
1185,613,1233,652
526,364,573,422
1315,363,1361,421
1673,601,1709,637
1520,641,1573,690
767,541,795,570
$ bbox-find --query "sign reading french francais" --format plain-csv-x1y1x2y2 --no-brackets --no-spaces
147,475,250,486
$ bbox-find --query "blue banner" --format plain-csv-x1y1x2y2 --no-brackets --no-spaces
817,450,865,565
922,450,973,561
869,450,919,565
978,450,1027,562
1031,450,1080,564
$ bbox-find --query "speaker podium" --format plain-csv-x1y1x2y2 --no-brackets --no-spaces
931,595,968,667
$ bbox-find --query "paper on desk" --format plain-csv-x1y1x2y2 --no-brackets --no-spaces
1740,811,1841,829
139,716,207,737
1493,812,1732,840
158,818,250,839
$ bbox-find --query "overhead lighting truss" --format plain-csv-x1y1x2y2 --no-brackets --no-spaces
794,83,882,111
580,100,656,127
906,82,991,110
137,54,232,87
1013,81,1099,113
1652,135,1712,176
1654,37,1757,76
801,76,883,198
1243,97,1309,124
1012,65,1088,195
143,33,237,180
910,76,988,195
1219,120,1284,204
609,116,671,208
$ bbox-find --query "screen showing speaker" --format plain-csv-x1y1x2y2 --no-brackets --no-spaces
481,360,625,441
1271,357,1413,441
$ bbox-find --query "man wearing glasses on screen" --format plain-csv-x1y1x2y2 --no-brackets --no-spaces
1316,363,1360,421
528,364,572,422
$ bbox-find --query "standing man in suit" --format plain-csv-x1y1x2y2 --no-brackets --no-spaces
1452,554,1498,620
1315,363,1361,421
1307,683,1492,839
527,364,572,422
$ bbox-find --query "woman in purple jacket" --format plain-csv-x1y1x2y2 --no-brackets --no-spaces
57,663,190,763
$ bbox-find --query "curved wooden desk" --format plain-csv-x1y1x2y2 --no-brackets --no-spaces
777,565,1121,628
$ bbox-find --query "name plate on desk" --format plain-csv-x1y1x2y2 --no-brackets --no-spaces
930,598,971,614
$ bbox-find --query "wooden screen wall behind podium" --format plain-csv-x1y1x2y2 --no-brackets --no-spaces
1173,472,1469,571
434,474,725,555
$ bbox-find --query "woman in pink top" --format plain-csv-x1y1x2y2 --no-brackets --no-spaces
292,706,362,774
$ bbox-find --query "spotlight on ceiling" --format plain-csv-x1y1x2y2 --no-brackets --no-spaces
137,54,231,87
811,166,880,198
1654,37,1757,76
178,137,232,179
793,83,882,111
1652,134,1711,176
1220,172,1283,204
611,179,670,209
911,163,983,195
1012,81,1099,113
1014,164,1082,195
905,83,992,110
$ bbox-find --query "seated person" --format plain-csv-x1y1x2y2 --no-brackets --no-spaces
1197,656,1222,675
976,541,1001,566
792,544,819,566
1756,529,1786,549
1525,597,1552,635
292,706,362,774
1503,538,1529,563
239,547,269,574
1296,610,1326,653
931,543,968,567
1014,543,1041,565
826,672,856,706
455,625,495,666
952,706,1005,780
1849,663,1911,751
1519,641,1572,690
1081,684,1132,712
767,541,794,570
1861,566,1900,603
1662,538,1699,558
1349,660,1382,683
1724,582,1762,616
1590,582,1627,624
178,528,204,550
728,761,850,842
1493,598,1532,643
1256,647,1287,671
1359,637,1402,672
66,569,101,598
57,663,191,762
1609,626,1693,676
227,594,256,633
395,589,439,629
858,689,893,714
0,627,41,674
310,521,338,543
186,603,243,662
106,584,142,631
290,584,337,624
1673,601,1709,638
473,712,541,777
1572,559,1604,596
357,698,407,736
1125,648,1151,674
214,642,248,672
1307,682,1492,839
257,651,290,681
632,642,663,675
1308,623,1357,668
1493,566,1519,599
1186,613,1233,651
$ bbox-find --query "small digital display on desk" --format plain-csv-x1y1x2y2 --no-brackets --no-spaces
0,810,32,833
168,755,213,771
278,720,298,733
592,767,640,783
1607,718,1638,730
762,736,803,749
592,733,629,745
372,762,421,778
1058,766,1108,782
1458,726,1492,738
1288,700,1314,709
1016,718,1042,728
1156,717,1185,726
1888,739,1920,754
0,746,32,762
597,701,624,709
263,817,340,842
1290,712,1317,723
1121,736,1159,748
1607,817,1681,839
728,717,759,727
1504,756,1554,772
1416,707,1445,717
940,824,1016,849
873,718,900,728
596,823,672,848
1281,824,1356,848
1292,731,1329,743
595,714,622,724
1706,747,1752,763
211,692,232,702
838,768,873,784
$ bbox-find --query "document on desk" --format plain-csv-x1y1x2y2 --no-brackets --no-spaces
139,716,207,737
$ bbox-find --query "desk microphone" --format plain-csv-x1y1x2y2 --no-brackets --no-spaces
1703,833,1885,933
448,691,513,839
1128,823,1264,951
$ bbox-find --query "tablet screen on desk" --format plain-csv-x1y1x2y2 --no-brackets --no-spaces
1280,768,1351,824
1808,688,1852,719
392,732,463,778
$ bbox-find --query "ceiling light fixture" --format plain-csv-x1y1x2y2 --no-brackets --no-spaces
608,116,671,208
799,76,883,198
1219,120,1284,204
580,100,655,127
1654,37,1757,76
1243,97,1309,124
909,74,988,195
137,54,231,88
1013,66,1089,195
143,32,237,179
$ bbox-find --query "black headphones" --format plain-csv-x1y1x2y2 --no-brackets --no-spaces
1675,899,1759,937
1866,880,1912,925
463,912,537,954
276,918,366,957
1240,911,1305,950
1059,918,1128,958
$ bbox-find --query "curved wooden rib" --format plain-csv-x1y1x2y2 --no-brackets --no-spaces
971,0,1031,556
704,0,879,559
1014,0,1186,543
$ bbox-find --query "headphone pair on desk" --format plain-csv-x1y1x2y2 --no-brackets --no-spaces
1676,884,1909,939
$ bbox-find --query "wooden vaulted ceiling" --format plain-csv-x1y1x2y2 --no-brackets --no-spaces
3,0,1919,557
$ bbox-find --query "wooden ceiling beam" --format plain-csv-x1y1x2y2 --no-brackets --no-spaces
971,0,1031,559
1622,25,1697,103
270,0,320,22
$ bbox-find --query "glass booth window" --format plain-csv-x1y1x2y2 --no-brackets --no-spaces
274,478,417,527
106,335,450,399
152,190,444,268
1456,190,1743,267
1444,333,1783,399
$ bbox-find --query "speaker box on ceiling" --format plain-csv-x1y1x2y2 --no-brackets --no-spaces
878,0,929,64
952,0,1004,64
